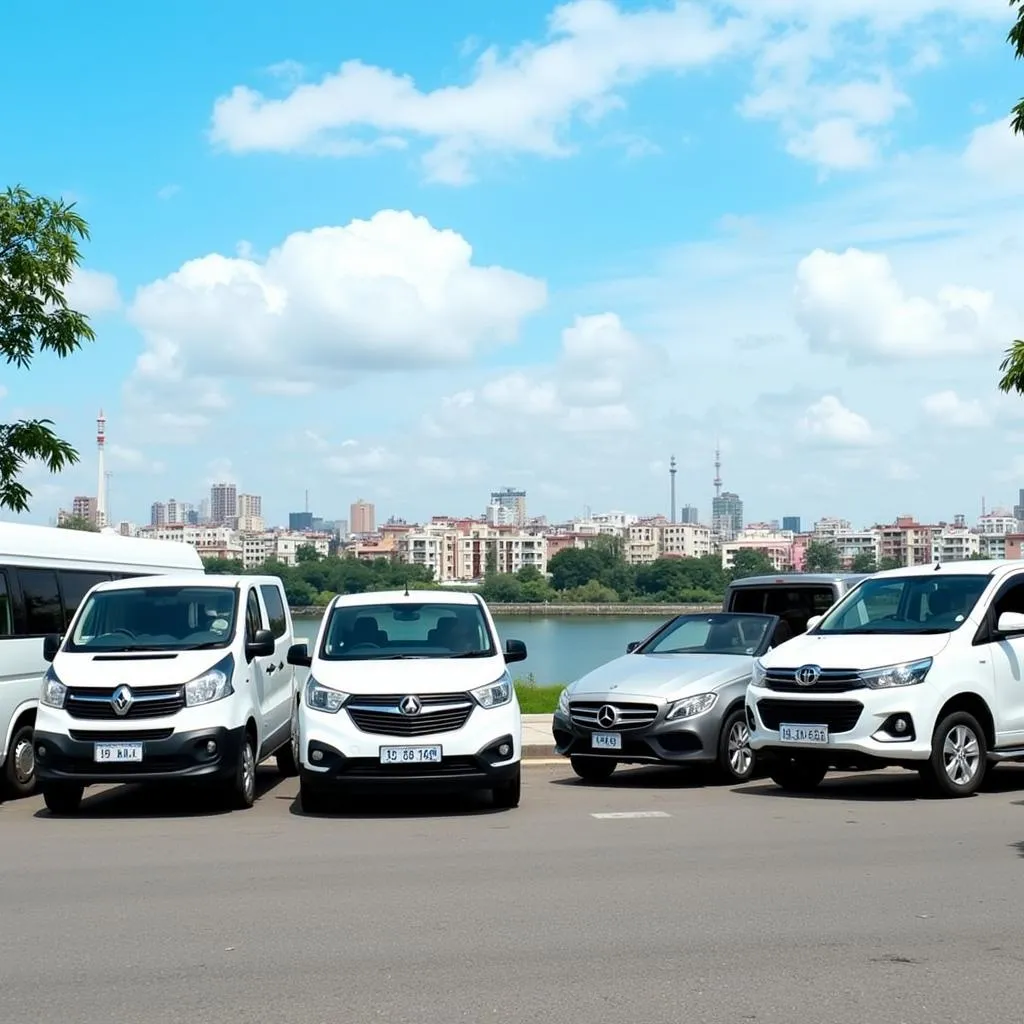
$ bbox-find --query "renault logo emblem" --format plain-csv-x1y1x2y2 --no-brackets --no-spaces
795,665,821,687
596,705,618,728
111,685,134,716
399,695,422,716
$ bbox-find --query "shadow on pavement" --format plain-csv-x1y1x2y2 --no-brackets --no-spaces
548,764,712,790
32,765,287,819
286,789,509,820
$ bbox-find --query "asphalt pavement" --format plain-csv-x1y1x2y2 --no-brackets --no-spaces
4,763,1024,1024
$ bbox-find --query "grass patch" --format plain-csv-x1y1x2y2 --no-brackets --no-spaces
514,675,563,714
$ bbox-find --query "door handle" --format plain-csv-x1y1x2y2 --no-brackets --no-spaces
266,664,276,674
278,661,284,670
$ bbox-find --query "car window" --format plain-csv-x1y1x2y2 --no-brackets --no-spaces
641,613,775,656
260,584,288,639
58,571,112,629
0,570,13,636
245,588,264,642
18,568,64,635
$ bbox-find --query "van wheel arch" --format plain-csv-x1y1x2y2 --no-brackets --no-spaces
3,708,38,799
935,693,995,750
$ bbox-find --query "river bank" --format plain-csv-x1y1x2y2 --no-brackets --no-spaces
290,601,723,616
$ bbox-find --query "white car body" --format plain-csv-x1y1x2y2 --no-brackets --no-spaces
746,560,1024,796
290,589,526,811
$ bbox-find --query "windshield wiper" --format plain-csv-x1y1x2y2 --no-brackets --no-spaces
448,650,493,659
182,641,229,650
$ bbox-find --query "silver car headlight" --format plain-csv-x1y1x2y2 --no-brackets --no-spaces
41,666,67,709
859,658,932,689
666,692,718,720
471,672,513,709
184,656,235,707
557,687,570,716
750,659,768,688
305,676,349,713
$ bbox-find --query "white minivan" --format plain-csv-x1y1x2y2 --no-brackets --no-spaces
747,560,1024,798
0,522,203,801
33,573,298,814
288,589,527,813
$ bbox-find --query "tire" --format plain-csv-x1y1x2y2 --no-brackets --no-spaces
224,733,257,810
43,783,84,816
769,755,828,793
276,739,298,777
711,708,756,784
920,711,987,798
299,779,330,814
2,722,36,799
570,756,617,783
492,768,521,809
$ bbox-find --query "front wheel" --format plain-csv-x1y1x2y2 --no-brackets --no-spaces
43,783,84,816
711,709,756,784
769,755,827,793
492,768,521,809
3,722,37,799
570,756,617,783
224,734,257,810
921,711,987,798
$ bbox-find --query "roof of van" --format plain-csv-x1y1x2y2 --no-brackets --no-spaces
332,589,481,608
872,560,1019,579
89,573,275,592
0,521,203,570
727,573,868,588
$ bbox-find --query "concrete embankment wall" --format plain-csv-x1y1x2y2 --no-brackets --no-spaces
292,603,723,616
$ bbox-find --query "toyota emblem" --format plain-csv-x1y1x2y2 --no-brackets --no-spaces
399,695,422,716
596,704,618,728
795,665,821,687
111,685,134,716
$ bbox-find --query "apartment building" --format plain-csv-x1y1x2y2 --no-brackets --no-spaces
876,516,941,567
210,483,238,525
935,527,980,562
660,523,713,559
398,529,459,582
625,523,661,565
978,511,1019,536
69,495,98,524
270,532,331,566
831,530,880,566
350,499,376,535
720,529,796,571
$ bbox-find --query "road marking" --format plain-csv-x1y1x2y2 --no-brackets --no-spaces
591,811,672,819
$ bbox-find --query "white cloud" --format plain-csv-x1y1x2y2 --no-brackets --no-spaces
325,445,398,477
794,247,1004,361
797,395,880,447
108,444,164,474
921,390,992,428
65,269,121,315
964,118,1024,189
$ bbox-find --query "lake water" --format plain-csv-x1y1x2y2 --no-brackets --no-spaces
292,614,668,685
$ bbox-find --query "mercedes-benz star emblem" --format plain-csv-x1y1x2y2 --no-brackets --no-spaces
399,695,422,716
795,665,822,687
596,704,618,728
111,685,134,716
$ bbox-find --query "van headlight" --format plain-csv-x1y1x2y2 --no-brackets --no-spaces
471,672,513,709
859,658,932,689
184,656,235,707
750,660,768,688
557,687,570,715
305,676,349,713
666,693,718,720
41,666,67,709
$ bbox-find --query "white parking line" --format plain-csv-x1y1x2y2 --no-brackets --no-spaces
590,811,672,819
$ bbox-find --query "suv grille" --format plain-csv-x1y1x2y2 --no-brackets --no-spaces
764,668,865,693
756,698,863,734
569,701,659,730
346,693,474,736
65,687,185,720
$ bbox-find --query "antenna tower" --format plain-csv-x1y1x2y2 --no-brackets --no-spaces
96,409,108,527
713,442,722,499
669,455,677,523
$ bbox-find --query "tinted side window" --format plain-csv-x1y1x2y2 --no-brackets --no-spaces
18,568,64,634
729,589,765,614
58,571,112,628
260,584,288,639
245,589,263,642
0,570,13,636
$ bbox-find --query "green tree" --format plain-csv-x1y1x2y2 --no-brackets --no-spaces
851,552,877,574
295,544,320,563
547,547,606,591
804,539,842,573
1011,0,1024,133
878,556,903,571
484,545,498,575
57,515,99,532
1,187,95,512
730,549,775,580
479,573,524,603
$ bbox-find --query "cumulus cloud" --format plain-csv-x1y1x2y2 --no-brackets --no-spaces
797,395,880,447
921,390,992,428
794,247,1005,360
65,268,121,315
964,118,1024,189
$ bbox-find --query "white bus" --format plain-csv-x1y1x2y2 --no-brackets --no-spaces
0,522,204,799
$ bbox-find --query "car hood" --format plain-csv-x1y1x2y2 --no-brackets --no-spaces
568,652,752,700
761,632,952,670
52,649,236,687
312,655,509,695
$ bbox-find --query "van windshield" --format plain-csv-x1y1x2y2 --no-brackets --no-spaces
815,575,989,635
68,586,239,652
320,602,495,660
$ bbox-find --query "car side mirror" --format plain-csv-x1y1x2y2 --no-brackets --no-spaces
997,611,1024,636
504,639,527,664
805,615,822,632
246,628,275,660
287,642,312,668
43,634,61,662
626,641,641,653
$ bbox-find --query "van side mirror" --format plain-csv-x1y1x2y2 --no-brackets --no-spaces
805,615,822,632
287,642,312,668
504,639,527,664
42,634,61,662
246,628,275,660
997,611,1024,636
626,641,641,653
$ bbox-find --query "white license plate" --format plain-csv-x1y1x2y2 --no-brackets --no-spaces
94,742,143,763
592,732,622,750
379,745,442,764
779,724,829,744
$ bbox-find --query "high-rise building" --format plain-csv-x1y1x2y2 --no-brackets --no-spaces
782,516,802,533
95,409,108,527
712,492,744,541
72,495,98,523
151,501,167,526
679,505,700,524
210,483,238,525
350,499,376,535
237,494,262,518
489,487,527,527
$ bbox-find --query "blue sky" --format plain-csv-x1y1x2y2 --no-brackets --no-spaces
2,0,1023,530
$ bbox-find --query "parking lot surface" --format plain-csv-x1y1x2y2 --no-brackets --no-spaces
4,763,1024,1023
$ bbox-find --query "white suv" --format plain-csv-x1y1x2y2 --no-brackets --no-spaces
288,590,527,812
747,560,1024,798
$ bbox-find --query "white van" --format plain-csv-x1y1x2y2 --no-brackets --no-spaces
33,573,298,814
288,589,527,813
748,560,1024,798
0,522,203,800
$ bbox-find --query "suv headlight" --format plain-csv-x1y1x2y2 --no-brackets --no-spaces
41,666,67,709
305,676,349,713
666,692,718,720
184,655,235,707
750,660,768,688
859,658,932,689
472,672,513,709
557,687,570,715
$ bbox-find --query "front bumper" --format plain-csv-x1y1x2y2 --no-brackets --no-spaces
34,725,245,785
551,706,721,765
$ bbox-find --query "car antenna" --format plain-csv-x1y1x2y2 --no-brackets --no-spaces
404,576,410,597
934,561,941,571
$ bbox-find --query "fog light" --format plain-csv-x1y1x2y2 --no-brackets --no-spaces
499,743,511,757
37,745,46,758
206,740,217,755
893,717,909,734
311,750,324,762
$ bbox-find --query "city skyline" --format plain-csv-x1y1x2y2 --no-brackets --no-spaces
3,3,1023,527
